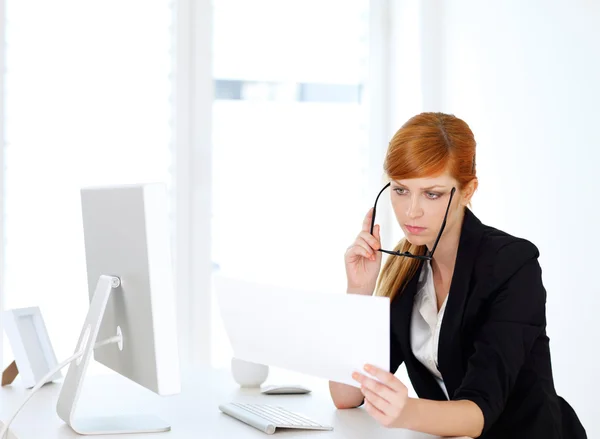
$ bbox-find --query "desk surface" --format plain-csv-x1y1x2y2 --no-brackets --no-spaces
0,366,467,439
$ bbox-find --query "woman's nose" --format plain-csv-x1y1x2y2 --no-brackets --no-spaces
406,197,424,219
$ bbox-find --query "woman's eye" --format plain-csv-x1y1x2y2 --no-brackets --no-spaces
426,192,441,199
394,188,407,195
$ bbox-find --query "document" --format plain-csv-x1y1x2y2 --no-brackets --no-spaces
215,275,390,387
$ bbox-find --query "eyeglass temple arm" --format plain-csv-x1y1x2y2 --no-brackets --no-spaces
370,182,391,235
379,248,401,256
380,249,431,260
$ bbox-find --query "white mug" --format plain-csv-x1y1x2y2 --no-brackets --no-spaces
231,357,269,388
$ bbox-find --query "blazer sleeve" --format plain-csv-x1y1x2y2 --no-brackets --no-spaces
390,323,404,375
452,240,546,434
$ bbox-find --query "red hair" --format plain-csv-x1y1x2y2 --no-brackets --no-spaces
376,112,477,300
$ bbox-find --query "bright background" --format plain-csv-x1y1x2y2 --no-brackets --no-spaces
0,0,597,435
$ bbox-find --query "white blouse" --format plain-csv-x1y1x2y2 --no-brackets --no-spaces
410,260,450,399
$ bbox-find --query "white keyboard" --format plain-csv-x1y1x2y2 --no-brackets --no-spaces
219,402,333,435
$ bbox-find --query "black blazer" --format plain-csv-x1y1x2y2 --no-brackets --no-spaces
390,208,586,439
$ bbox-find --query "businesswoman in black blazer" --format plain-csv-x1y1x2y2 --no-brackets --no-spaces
329,112,586,438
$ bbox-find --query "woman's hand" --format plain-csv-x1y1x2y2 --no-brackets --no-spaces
352,364,409,428
345,208,382,295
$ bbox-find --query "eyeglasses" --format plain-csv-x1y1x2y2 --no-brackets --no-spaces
369,183,456,261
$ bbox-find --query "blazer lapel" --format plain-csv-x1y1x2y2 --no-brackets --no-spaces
437,208,485,398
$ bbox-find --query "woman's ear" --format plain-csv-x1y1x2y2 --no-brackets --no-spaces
462,178,478,206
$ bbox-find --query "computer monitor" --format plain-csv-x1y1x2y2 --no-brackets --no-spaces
56,183,181,435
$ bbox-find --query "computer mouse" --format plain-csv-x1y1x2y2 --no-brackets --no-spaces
260,385,312,395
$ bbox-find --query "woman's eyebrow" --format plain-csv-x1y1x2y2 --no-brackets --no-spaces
393,182,447,191
421,185,446,191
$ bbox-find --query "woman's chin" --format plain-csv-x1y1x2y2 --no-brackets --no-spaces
405,235,430,247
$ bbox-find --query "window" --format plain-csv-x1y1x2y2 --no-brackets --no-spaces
211,0,371,367
1,1,175,369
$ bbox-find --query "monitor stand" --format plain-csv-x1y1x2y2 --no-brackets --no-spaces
56,275,171,435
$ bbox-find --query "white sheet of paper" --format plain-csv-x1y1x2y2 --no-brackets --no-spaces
214,275,389,387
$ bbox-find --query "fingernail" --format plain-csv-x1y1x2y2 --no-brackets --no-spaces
364,365,372,372
352,372,359,380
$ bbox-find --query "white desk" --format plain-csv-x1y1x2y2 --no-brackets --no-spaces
0,366,466,439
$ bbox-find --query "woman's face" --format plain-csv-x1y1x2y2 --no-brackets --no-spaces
390,172,472,249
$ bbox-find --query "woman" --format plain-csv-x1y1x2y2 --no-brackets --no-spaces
329,113,586,438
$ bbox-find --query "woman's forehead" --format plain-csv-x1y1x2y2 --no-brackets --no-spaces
393,174,456,189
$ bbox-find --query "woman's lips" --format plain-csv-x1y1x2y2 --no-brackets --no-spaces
405,225,426,234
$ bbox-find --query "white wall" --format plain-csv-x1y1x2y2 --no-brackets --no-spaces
435,1,599,435
0,0,5,370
